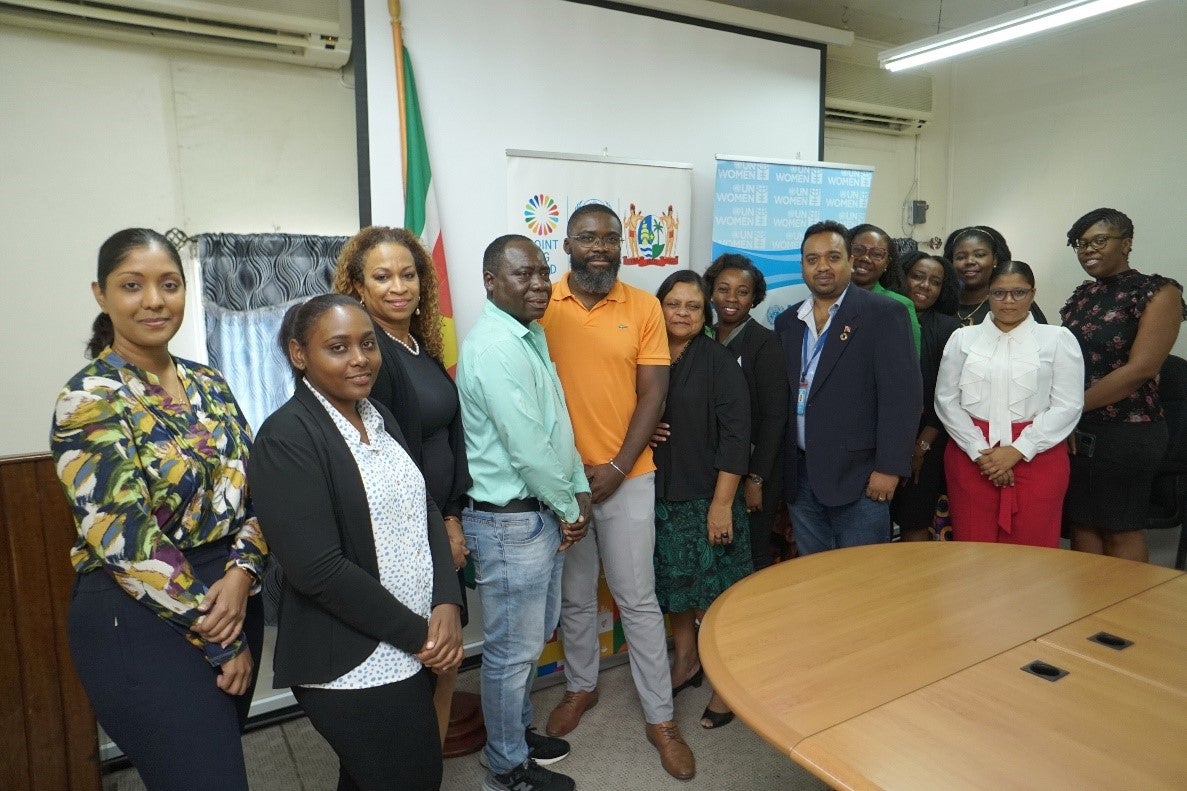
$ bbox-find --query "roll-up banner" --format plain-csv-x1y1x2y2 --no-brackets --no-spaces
507,150,693,294
712,155,873,326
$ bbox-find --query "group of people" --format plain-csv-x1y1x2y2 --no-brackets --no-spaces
50,204,1184,791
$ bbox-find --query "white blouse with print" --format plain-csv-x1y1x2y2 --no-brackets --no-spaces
302,381,433,689
935,315,1084,462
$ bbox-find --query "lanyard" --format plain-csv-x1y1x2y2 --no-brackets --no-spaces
800,326,829,385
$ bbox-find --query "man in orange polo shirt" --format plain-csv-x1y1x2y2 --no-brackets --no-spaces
539,203,695,781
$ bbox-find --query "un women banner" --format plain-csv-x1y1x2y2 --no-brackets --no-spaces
507,150,692,294
713,155,873,326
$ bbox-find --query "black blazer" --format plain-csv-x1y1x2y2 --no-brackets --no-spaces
774,286,923,507
370,324,471,519
654,333,751,501
721,320,789,486
251,383,461,688
918,309,962,435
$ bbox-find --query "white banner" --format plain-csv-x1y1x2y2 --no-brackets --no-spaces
506,150,693,295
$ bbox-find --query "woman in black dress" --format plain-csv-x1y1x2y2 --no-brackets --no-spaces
652,271,751,730
945,225,1047,326
892,252,961,541
333,226,471,744
703,253,789,569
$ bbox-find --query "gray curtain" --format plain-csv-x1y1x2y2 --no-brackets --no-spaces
199,233,348,431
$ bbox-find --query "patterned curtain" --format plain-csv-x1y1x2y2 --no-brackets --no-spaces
199,233,348,432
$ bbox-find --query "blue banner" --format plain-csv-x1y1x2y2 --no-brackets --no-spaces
712,156,873,325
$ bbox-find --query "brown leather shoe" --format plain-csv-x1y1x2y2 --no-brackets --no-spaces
545,689,598,736
646,720,695,780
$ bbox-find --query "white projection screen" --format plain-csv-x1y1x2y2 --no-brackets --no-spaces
355,0,826,339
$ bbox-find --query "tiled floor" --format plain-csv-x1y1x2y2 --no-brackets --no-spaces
102,528,1183,790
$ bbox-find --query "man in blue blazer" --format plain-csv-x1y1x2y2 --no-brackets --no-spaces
774,220,923,554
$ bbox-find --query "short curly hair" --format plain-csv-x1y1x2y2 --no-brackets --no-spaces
332,226,445,361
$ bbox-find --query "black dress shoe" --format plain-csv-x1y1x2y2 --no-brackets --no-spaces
700,706,735,729
672,666,704,697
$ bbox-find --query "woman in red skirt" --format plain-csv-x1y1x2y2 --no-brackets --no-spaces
935,261,1084,546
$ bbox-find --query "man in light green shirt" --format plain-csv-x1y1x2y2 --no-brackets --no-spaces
457,234,590,791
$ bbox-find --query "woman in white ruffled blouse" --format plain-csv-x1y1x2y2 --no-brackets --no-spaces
935,261,1084,546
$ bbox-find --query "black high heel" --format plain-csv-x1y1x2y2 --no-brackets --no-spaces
672,666,704,697
700,705,735,729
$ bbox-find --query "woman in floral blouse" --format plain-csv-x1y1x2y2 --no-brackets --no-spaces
51,229,267,790
1061,208,1186,561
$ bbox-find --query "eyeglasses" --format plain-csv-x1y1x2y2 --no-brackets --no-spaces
988,288,1033,301
850,244,889,262
1070,234,1124,252
570,233,622,248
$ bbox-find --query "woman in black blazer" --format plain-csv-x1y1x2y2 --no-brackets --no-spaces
892,253,962,541
332,227,472,741
704,253,789,569
252,295,463,791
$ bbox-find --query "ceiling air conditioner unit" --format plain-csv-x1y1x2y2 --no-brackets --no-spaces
0,0,351,69
825,58,932,136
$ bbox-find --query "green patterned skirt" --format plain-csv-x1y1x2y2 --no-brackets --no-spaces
654,496,753,613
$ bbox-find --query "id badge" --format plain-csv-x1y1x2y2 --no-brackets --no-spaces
796,380,808,416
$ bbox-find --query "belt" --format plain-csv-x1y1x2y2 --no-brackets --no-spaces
467,496,542,514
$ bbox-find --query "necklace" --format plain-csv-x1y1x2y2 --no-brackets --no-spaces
958,298,988,326
383,329,420,356
670,341,691,366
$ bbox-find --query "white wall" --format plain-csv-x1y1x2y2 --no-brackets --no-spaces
0,28,358,455
823,40,953,251
944,0,1187,357
367,0,824,342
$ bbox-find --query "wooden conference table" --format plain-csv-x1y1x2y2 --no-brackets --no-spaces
699,542,1187,790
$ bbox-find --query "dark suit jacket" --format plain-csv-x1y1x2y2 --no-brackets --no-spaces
774,285,923,507
721,319,789,490
250,383,461,688
654,333,751,501
370,324,471,519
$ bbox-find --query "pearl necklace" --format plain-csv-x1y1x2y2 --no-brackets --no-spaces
384,329,420,356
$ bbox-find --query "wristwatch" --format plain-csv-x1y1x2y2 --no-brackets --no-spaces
747,473,764,485
916,439,931,452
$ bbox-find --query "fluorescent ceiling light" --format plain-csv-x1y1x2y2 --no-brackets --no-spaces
878,0,1155,71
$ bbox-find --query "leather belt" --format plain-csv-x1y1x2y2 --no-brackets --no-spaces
467,496,542,514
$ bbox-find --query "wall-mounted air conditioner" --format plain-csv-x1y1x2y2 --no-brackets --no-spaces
0,0,351,69
825,58,933,136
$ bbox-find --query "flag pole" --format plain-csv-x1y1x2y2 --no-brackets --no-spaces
388,0,408,191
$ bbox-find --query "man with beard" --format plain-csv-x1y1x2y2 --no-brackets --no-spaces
774,220,922,555
538,203,694,781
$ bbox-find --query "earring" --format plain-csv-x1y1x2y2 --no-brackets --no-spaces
415,306,421,316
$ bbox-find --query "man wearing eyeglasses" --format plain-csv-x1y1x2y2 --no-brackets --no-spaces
774,220,922,555
538,203,695,781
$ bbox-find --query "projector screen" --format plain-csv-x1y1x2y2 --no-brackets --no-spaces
356,0,825,339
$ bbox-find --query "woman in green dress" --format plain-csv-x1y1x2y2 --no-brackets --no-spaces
652,270,752,730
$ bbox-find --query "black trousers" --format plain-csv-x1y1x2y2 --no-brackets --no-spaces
293,668,442,791
68,539,265,791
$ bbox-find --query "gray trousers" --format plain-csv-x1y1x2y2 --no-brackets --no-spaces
558,472,674,725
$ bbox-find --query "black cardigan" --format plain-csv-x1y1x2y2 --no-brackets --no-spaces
720,319,789,484
918,309,962,435
251,383,462,688
654,333,751,501
370,324,471,519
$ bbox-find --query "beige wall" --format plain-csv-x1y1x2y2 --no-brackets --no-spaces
944,0,1186,358
0,28,358,455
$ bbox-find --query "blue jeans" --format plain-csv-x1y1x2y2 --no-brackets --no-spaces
789,453,891,555
463,506,564,774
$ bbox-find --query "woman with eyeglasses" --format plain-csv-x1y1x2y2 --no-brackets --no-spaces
944,226,1048,327
846,223,921,354
1060,208,1186,562
892,253,962,542
935,261,1084,546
